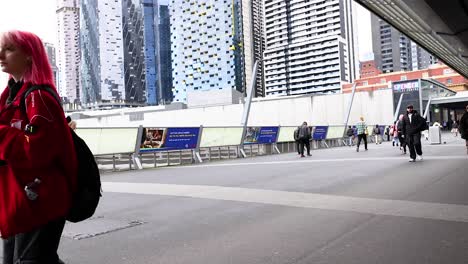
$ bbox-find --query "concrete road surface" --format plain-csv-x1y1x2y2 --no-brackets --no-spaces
3,135,468,264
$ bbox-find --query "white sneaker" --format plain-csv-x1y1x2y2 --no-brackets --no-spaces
409,158,416,162
417,155,423,161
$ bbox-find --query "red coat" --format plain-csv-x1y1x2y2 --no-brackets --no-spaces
0,82,77,238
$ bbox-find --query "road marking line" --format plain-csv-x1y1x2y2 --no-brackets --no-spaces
159,156,467,169
103,182,468,223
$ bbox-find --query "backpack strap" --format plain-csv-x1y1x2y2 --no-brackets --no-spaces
20,85,62,114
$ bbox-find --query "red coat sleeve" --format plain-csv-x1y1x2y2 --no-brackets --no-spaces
0,89,67,171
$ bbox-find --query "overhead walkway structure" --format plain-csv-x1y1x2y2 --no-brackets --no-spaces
355,0,468,79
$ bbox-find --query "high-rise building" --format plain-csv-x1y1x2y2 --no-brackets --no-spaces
44,42,58,87
371,14,412,73
122,0,173,106
56,0,81,104
170,0,245,103
122,0,148,105
158,4,174,104
263,0,358,96
80,0,125,107
372,15,438,73
411,42,438,70
242,0,265,97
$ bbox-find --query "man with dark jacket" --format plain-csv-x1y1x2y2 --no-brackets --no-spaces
459,104,468,154
402,104,427,162
293,127,301,155
298,122,312,157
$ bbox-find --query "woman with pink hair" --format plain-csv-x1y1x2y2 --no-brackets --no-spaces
0,30,77,264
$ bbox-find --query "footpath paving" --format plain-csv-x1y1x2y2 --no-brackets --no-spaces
2,133,468,263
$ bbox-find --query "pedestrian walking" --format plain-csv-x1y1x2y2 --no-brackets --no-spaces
293,126,301,155
390,122,398,147
373,125,382,144
402,105,427,162
346,126,354,146
356,117,368,152
0,30,77,264
459,104,468,155
396,115,407,154
298,122,312,157
385,126,390,141
451,121,459,137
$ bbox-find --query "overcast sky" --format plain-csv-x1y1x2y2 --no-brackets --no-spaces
0,0,373,88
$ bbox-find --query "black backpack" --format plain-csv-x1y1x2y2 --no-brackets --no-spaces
21,86,101,223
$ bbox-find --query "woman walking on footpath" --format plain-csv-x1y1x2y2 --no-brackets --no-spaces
0,30,77,264
459,104,468,154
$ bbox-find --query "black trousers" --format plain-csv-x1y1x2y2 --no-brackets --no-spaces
356,134,367,150
295,140,300,154
3,218,65,264
407,133,423,159
398,134,407,152
299,138,310,156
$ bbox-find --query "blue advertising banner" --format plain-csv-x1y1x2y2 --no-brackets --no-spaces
257,127,279,144
313,126,328,140
140,127,200,152
244,126,279,144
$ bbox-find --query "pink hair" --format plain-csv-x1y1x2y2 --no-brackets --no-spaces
0,30,56,89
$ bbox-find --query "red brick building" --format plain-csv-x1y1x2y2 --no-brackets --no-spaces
359,60,382,78
343,62,468,93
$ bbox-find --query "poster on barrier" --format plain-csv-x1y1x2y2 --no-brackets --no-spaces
140,127,200,152
313,126,328,140
277,127,297,143
200,127,244,148
243,127,261,144
326,126,345,139
257,127,279,144
243,126,279,144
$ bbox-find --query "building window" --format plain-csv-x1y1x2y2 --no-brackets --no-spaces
401,75,407,81
363,81,368,86
380,78,386,84
447,78,452,84
443,69,453,75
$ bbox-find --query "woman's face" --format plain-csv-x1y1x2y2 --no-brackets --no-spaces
0,36,30,78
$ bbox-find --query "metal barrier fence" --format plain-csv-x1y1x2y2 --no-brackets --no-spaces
76,125,391,172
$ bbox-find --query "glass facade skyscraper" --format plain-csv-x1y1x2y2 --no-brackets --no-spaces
170,0,245,103
122,0,173,106
159,5,174,104
80,0,172,107
123,0,149,105
80,0,125,106
141,0,159,105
